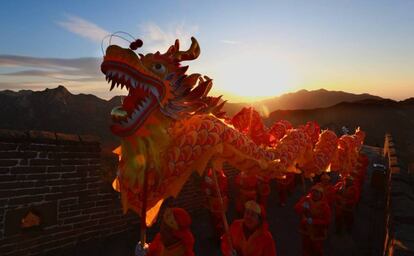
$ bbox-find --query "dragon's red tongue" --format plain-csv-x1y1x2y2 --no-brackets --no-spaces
123,96,135,112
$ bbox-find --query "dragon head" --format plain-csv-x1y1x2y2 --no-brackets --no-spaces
101,37,225,137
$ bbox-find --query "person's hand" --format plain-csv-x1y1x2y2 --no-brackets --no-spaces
230,249,238,256
205,188,211,196
135,242,148,256
303,201,310,209
205,176,213,184
307,218,313,225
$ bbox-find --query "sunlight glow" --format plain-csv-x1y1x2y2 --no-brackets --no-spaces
192,45,303,103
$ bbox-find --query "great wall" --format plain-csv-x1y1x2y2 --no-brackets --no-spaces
0,129,413,255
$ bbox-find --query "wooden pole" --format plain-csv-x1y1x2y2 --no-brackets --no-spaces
211,159,233,251
140,167,148,246
301,173,306,193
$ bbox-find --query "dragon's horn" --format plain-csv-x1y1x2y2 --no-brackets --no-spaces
173,37,200,62
165,39,180,56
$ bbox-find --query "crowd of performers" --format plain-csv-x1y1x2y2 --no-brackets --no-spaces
138,153,369,256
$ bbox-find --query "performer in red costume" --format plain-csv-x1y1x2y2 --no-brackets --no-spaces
146,207,195,256
351,153,369,193
275,173,295,206
316,173,336,207
334,176,359,234
257,175,271,209
295,185,331,256
235,172,258,217
202,168,229,239
221,200,277,256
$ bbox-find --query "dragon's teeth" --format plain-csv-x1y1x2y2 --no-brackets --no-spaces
150,87,159,98
131,110,138,119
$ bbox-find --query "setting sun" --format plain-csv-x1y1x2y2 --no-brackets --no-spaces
190,44,302,102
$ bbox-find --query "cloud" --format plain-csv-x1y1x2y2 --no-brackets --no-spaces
0,21,203,100
57,15,109,43
0,55,102,85
0,81,57,91
57,15,199,54
139,22,199,53
220,40,241,45
0,55,100,69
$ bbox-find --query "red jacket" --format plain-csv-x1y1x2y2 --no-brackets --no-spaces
221,220,277,256
315,182,336,206
147,233,194,256
202,169,228,197
294,196,331,240
257,175,271,197
235,174,258,212
276,173,295,190
202,169,229,213
334,182,359,211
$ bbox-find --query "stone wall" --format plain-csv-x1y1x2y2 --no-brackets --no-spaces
383,134,414,255
0,129,138,256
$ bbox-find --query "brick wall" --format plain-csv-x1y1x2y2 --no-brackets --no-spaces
0,129,138,256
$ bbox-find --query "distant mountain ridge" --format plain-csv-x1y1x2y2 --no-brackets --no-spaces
0,85,119,150
223,88,384,116
1,86,412,159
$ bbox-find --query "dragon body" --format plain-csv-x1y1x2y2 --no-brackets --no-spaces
101,37,364,220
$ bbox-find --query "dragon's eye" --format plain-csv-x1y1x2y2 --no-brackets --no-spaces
152,63,166,74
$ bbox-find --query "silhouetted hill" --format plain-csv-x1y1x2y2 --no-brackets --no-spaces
223,89,384,116
0,85,119,151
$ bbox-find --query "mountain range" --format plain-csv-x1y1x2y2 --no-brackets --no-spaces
223,89,383,116
0,86,412,164
0,85,119,150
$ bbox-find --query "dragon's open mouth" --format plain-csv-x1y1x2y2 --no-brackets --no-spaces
102,61,164,136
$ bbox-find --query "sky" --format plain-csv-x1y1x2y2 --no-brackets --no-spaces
1,0,414,102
